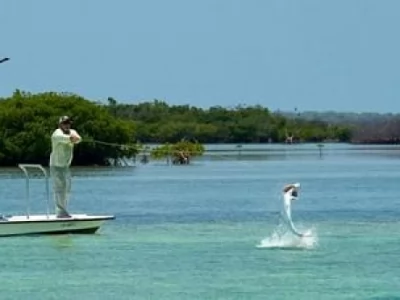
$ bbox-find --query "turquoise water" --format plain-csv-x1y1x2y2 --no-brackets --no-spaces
1,144,400,299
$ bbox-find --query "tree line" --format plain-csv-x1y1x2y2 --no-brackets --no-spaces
107,98,352,144
0,90,137,166
0,91,353,166
283,110,400,143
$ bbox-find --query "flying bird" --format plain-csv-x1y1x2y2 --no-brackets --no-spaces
0,57,10,64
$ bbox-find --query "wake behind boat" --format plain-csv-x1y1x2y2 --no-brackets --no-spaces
0,164,114,237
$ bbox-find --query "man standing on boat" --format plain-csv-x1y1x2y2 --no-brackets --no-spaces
49,116,81,218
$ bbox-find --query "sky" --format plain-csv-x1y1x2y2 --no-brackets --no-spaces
1,0,400,113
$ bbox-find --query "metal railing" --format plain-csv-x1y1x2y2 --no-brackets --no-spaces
18,164,50,219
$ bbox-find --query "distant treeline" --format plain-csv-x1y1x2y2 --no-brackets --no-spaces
282,111,400,144
0,91,354,166
106,98,351,143
3,89,400,168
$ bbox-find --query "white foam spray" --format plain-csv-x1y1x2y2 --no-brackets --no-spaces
257,225,318,250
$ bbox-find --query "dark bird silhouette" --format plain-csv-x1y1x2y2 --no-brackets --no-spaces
0,57,10,64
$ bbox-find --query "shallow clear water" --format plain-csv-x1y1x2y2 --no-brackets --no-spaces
0,144,400,299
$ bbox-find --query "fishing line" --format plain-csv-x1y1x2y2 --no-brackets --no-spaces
82,139,243,160
83,139,137,151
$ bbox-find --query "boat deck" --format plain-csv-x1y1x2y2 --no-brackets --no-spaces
0,214,115,224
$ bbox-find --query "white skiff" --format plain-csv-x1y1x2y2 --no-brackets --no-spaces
0,164,114,237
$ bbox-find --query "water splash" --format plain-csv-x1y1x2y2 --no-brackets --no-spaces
257,225,318,250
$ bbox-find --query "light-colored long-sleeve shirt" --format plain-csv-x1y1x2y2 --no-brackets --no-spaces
49,129,82,167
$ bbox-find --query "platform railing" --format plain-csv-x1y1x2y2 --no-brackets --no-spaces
18,164,50,219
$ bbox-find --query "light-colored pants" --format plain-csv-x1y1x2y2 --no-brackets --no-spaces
50,166,71,217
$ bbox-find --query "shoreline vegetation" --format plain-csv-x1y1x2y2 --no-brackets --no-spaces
283,111,400,145
0,90,396,166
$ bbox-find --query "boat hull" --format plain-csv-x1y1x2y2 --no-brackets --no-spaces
0,214,114,237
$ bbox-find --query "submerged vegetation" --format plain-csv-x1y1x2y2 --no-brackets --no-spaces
0,90,355,166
